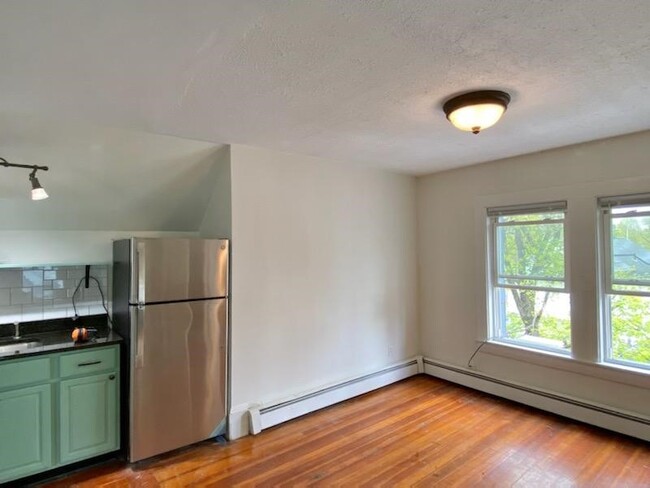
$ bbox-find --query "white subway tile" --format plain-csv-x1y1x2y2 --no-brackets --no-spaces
0,305,22,324
22,270,44,287
0,289,10,306
43,269,68,280
49,289,68,299
90,266,108,277
0,269,23,288
32,287,44,300
44,308,69,320
22,305,44,322
67,269,84,279
0,265,111,323
11,288,33,305
88,304,106,315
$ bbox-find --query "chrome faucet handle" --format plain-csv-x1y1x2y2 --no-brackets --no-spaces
13,322,20,339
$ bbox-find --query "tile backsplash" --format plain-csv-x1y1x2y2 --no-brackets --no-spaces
0,265,108,324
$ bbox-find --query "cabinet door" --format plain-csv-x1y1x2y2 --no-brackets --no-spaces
59,373,118,465
0,385,53,483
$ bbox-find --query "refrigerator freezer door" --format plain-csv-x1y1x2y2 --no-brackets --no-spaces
129,299,227,462
129,238,228,304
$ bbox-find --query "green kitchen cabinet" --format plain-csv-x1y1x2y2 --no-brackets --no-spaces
0,384,53,483
0,344,120,483
59,372,118,465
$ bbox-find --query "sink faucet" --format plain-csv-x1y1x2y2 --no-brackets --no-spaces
13,322,20,340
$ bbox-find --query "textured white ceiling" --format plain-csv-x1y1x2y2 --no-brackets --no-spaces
0,0,649,174
0,115,225,231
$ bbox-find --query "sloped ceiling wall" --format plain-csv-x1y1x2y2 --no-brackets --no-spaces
0,115,227,231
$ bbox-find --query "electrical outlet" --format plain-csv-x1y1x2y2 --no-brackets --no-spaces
388,345,394,358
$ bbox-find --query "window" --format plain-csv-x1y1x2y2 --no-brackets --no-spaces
599,194,650,369
487,202,571,353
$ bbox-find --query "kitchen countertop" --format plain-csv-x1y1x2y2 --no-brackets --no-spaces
0,314,122,362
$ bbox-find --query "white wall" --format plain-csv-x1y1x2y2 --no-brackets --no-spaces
417,131,650,418
0,115,225,232
199,146,232,239
229,144,418,414
0,231,197,268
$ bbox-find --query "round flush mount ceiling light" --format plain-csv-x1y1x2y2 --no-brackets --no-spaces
443,90,511,134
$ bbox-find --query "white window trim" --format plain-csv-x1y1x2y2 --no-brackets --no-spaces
481,340,650,390
474,178,650,381
598,194,650,371
486,201,570,354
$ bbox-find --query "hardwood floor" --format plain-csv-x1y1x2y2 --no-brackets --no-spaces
42,375,650,487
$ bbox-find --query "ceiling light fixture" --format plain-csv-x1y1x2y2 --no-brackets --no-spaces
443,90,511,134
0,157,50,201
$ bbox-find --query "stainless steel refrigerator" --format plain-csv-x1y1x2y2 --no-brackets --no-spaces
112,238,228,462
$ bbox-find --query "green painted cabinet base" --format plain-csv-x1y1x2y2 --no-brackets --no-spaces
0,384,53,482
59,373,118,465
0,344,120,483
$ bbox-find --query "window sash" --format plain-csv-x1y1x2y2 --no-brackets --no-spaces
600,202,650,298
487,202,570,348
498,273,565,283
489,205,568,293
599,194,650,369
495,282,567,294
601,294,650,371
490,285,571,353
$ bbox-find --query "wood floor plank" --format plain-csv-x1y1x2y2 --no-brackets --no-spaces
40,375,650,487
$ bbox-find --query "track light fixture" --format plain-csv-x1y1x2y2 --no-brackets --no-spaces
0,157,50,201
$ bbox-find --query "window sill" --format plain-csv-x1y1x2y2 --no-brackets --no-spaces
482,340,650,389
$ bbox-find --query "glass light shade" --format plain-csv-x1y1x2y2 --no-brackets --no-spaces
31,187,49,200
447,103,506,133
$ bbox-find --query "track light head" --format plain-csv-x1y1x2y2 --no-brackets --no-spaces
29,171,49,201
0,157,50,201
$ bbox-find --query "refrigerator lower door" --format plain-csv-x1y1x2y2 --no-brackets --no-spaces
129,299,227,462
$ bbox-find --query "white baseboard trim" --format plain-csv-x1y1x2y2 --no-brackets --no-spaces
228,357,420,440
228,404,251,441
423,357,650,442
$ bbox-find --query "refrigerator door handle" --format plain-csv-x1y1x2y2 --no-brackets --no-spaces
135,308,145,369
137,241,146,309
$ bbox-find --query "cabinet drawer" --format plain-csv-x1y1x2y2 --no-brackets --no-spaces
59,346,118,378
0,357,52,390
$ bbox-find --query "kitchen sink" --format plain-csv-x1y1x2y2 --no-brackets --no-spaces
0,338,43,356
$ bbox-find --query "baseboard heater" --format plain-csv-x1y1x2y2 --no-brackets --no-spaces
249,358,420,434
423,358,650,440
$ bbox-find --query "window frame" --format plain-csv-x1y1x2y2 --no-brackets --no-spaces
486,201,571,354
598,193,650,371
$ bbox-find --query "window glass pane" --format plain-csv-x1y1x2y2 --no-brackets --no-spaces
495,288,571,351
611,214,650,286
609,294,650,367
497,222,565,286
498,212,564,223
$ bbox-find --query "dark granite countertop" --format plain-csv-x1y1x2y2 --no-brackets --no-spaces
0,314,122,362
